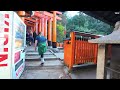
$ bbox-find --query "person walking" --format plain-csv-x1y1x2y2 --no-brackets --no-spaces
34,32,48,65
29,30,34,46
33,31,37,43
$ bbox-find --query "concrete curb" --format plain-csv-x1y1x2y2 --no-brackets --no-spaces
49,49,59,59
49,49,64,61
63,66,72,79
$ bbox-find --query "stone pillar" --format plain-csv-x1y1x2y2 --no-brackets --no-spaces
96,44,106,79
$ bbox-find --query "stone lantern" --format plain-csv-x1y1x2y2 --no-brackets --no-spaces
88,21,120,79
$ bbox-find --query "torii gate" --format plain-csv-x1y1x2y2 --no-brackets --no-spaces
17,11,62,48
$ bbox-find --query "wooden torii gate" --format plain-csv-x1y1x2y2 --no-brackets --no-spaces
17,11,62,48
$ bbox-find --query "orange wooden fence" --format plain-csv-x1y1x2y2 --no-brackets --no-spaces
64,31,100,69
74,40,98,64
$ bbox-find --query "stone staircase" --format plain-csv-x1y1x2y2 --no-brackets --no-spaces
25,46,60,61
20,46,70,79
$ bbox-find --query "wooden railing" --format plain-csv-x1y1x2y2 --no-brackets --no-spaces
64,31,100,69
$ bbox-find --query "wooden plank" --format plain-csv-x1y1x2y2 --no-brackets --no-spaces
76,40,78,64
91,44,94,62
82,41,85,63
85,41,87,63
90,44,92,62
78,40,81,64
94,44,98,64
81,40,84,63
84,41,87,63
89,42,91,63
79,40,82,64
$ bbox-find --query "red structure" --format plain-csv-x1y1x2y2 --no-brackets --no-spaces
17,11,62,48
64,31,101,70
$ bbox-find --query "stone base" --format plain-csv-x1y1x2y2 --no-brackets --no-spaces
52,42,57,48
48,41,52,46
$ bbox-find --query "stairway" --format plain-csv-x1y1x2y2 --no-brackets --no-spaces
25,45,59,60
20,46,70,79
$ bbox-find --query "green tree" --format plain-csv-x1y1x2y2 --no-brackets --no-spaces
65,11,113,36
57,22,65,42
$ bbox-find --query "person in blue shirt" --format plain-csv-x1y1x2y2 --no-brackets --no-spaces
35,32,48,65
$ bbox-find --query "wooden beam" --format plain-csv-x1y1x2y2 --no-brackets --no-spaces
24,20,35,25
43,11,62,20
24,21,34,27
17,11,25,21
31,16,37,20
35,11,62,20
24,17,37,23
56,11,62,14
31,15,40,19
34,12,49,19
25,22,34,27
51,11,62,14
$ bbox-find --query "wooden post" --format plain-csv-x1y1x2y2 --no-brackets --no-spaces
48,18,52,47
41,18,44,36
17,11,25,21
38,19,41,33
36,20,38,35
96,44,106,79
69,32,75,70
34,23,36,32
52,11,57,48
44,18,47,38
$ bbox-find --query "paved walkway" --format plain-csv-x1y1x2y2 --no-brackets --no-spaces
20,46,71,79
20,46,97,79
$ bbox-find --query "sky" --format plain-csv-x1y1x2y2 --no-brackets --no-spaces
66,11,79,18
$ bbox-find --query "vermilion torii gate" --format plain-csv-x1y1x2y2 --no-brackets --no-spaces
17,11,62,48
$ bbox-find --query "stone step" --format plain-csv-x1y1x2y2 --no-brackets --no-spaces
54,53,64,60
25,60,63,67
25,56,59,61
26,54,55,57
25,66,64,70
26,51,53,55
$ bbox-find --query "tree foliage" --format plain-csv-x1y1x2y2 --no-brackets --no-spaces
66,11,114,37
57,11,114,42
57,22,65,42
